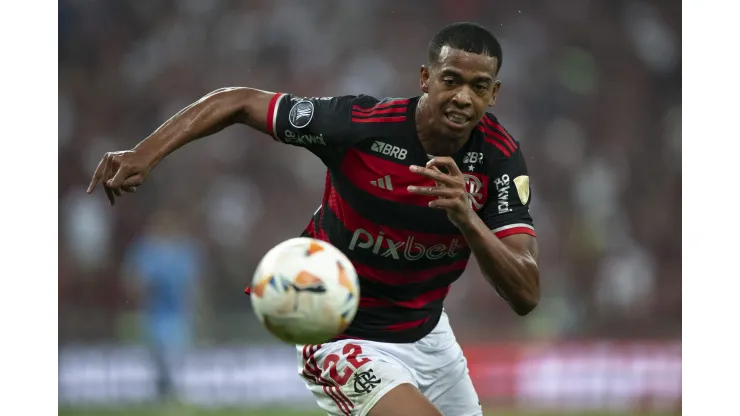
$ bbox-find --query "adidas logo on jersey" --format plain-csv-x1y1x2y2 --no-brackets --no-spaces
370,175,393,190
371,141,407,160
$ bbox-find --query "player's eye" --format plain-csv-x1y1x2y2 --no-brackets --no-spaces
443,78,457,86
474,84,488,92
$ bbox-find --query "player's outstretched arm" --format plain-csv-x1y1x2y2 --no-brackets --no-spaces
87,87,277,205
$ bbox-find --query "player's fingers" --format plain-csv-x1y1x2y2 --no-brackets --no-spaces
410,165,458,187
407,185,458,198
428,166,444,187
101,155,115,185
427,157,462,177
410,165,451,183
428,198,463,209
107,164,131,189
121,174,143,188
104,185,115,206
122,186,137,193
87,156,107,194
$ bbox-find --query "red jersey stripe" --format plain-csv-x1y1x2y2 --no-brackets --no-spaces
266,93,284,140
339,149,435,206
351,107,407,116
493,225,536,239
351,116,407,123
326,182,465,246
353,259,468,285
479,123,515,154
483,117,517,150
476,126,511,157
359,285,450,309
352,99,410,112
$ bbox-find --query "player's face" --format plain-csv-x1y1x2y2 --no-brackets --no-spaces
420,46,501,140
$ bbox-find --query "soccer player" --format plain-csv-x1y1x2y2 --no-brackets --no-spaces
88,22,540,416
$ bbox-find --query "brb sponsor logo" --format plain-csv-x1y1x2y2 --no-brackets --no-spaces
463,152,483,164
494,174,512,214
371,141,407,160
283,129,325,146
349,229,463,260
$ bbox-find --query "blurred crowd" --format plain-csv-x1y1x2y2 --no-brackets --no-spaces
58,0,681,346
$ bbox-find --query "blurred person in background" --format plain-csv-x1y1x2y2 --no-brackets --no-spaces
122,208,205,400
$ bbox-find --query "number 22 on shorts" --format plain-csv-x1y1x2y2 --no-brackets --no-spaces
323,343,371,385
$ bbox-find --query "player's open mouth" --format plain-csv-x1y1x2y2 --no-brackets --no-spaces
445,112,469,128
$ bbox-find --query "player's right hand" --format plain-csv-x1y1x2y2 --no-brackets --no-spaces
87,149,153,206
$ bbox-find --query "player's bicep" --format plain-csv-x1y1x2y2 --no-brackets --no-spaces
500,233,539,262
481,147,536,239
204,87,280,135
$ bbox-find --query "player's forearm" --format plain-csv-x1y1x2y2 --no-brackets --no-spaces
133,87,251,165
458,215,540,316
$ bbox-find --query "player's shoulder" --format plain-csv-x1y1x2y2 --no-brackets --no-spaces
300,94,410,109
474,112,522,159
340,95,415,143
349,95,413,122
349,95,412,109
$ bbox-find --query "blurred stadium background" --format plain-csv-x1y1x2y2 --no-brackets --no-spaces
58,0,681,415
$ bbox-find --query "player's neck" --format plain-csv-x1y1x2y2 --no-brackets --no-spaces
415,94,469,157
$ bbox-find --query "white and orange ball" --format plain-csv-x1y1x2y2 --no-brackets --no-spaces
250,237,360,345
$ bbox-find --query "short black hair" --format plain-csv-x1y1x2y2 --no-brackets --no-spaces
428,22,503,73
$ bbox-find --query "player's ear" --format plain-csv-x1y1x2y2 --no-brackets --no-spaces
489,80,502,106
420,65,430,93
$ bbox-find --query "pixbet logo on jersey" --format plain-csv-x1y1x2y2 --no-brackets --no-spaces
349,228,464,261
370,141,407,160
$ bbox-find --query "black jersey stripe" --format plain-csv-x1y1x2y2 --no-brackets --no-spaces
332,300,444,343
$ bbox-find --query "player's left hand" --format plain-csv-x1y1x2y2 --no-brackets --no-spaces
408,157,475,229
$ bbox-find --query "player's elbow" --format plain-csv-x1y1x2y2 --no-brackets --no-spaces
511,296,538,316
510,271,540,316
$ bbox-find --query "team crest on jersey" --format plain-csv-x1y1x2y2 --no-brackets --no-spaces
289,99,315,129
463,174,486,211
513,175,530,205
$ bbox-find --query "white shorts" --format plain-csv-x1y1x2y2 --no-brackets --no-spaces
296,312,482,416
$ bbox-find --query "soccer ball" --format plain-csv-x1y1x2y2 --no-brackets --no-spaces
250,237,360,345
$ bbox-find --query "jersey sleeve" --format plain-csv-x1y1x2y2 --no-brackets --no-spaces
265,93,379,159
480,145,536,239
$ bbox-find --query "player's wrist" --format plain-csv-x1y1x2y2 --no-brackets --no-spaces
132,141,165,169
453,210,482,233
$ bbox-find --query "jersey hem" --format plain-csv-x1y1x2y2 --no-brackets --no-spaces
491,223,536,238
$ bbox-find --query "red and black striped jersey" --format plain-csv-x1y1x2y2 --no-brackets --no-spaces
254,93,535,343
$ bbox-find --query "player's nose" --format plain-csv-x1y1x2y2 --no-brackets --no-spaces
451,87,473,107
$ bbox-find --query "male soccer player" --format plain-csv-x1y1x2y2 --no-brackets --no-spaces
88,22,540,416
